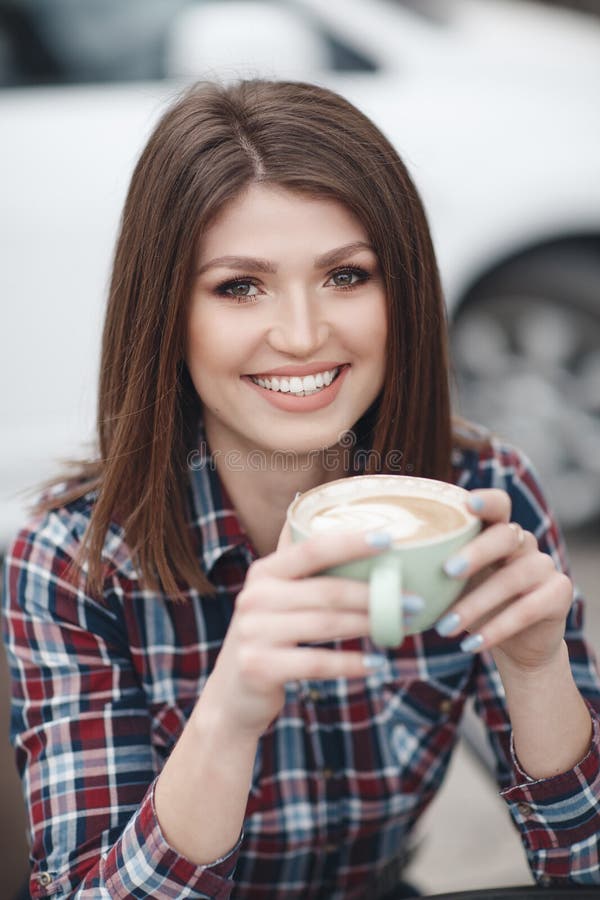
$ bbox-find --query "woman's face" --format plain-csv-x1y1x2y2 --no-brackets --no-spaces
186,184,387,458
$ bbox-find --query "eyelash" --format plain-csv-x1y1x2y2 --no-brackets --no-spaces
214,265,372,304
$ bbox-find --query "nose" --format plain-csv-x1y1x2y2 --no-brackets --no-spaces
267,289,329,357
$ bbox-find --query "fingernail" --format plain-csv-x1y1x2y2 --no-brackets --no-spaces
460,633,484,653
435,611,461,636
365,532,392,549
444,555,468,577
363,653,387,669
468,495,485,512
403,594,425,613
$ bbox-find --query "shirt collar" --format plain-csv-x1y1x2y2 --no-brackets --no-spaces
187,417,256,575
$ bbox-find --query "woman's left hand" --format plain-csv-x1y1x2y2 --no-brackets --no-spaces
435,489,574,672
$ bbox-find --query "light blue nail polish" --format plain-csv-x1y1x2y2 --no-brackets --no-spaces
403,594,425,613
460,633,484,653
363,653,387,669
444,555,468,577
365,532,392,549
468,495,485,512
435,611,461,636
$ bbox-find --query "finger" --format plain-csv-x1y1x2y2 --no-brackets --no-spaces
237,578,422,623
235,608,371,645
443,522,537,580
467,489,511,524
246,528,392,582
276,518,293,551
239,644,374,685
436,551,557,637
237,576,370,613
458,572,574,654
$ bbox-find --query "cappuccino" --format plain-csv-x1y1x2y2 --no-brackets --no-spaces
307,494,467,544
287,474,481,647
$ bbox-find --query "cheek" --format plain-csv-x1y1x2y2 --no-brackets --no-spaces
184,309,218,386
347,293,388,354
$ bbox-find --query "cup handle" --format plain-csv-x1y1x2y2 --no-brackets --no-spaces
369,554,404,648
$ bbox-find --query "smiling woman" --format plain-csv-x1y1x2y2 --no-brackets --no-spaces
186,185,387,481
29,78,453,602
2,79,600,900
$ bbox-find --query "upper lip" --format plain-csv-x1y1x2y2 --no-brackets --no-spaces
246,362,348,378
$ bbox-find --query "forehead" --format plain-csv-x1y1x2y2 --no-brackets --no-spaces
199,184,369,259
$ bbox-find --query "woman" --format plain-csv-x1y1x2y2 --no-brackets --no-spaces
3,80,600,899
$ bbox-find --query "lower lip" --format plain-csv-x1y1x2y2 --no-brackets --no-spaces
242,366,350,412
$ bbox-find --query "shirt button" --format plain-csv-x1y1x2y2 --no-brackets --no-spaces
307,689,321,702
38,872,53,886
439,698,453,715
324,842,338,853
539,875,554,888
517,802,533,817
322,768,334,779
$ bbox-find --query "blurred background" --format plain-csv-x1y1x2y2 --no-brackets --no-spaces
1,1,599,896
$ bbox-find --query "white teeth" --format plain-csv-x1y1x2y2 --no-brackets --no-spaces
249,367,341,394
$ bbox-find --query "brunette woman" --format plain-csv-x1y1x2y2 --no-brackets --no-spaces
3,80,600,899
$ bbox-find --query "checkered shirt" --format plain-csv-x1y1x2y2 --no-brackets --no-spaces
3,431,600,898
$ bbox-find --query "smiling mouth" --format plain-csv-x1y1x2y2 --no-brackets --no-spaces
247,365,345,397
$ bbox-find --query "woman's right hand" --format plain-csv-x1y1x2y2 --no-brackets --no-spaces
198,528,391,740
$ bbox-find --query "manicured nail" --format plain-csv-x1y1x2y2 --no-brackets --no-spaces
363,653,387,669
365,532,392,549
403,594,425,614
460,633,484,653
444,555,468,577
435,611,461,636
468,494,485,512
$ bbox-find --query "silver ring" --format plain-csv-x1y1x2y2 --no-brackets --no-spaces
508,521,525,551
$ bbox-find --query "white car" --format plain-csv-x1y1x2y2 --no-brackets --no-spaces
2,0,600,545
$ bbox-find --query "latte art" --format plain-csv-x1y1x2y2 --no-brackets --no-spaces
307,494,467,543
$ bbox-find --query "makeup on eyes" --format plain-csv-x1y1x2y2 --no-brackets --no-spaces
211,263,375,303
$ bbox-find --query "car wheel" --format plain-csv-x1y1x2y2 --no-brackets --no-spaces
450,246,600,529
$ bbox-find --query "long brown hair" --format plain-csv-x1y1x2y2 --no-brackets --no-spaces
37,79,469,600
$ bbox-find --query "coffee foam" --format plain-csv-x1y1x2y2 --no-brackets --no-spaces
308,499,420,538
307,495,466,543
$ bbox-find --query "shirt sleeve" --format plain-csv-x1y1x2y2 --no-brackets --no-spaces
466,442,600,887
1,510,241,899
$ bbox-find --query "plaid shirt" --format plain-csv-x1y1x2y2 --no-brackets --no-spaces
3,429,600,899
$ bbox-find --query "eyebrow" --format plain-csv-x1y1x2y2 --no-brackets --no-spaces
196,241,375,276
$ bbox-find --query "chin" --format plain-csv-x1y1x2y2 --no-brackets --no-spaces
272,421,351,451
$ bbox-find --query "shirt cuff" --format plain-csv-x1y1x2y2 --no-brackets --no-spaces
102,779,242,899
500,704,600,853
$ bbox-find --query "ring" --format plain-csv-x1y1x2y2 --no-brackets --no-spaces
508,521,525,551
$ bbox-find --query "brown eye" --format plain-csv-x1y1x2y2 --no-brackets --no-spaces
215,278,261,302
332,271,356,286
228,282,255,297
326,266,370,289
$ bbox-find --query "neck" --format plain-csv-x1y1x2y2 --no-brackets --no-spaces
204,424,347,557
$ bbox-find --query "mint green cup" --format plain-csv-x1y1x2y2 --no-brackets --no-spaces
286,474,481,648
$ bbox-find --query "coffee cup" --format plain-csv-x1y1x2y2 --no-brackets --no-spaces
286,474,481,647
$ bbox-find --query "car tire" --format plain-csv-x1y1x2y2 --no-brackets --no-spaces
450,244,600,529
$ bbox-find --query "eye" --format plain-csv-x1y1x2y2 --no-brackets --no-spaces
326,266,371,290
215,278,261,303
